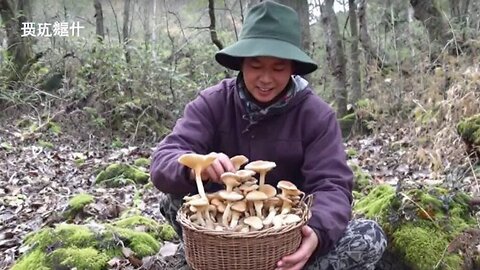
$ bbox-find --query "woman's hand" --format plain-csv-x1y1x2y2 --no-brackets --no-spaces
190,152,235,184
276,225,319,270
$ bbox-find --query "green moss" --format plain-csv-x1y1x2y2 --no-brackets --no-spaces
107,226,160,257
68,193,94,212
111,215,175,250
11,249,50,270
134,157,151,168
393,224,463,270
25,224,96,250
95,163,149,187
457,114,480,145
349,162,372,192
50,247,109,270
346,148,357,158
354,184,395,221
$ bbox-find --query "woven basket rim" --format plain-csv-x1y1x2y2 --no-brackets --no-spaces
177,194,312,238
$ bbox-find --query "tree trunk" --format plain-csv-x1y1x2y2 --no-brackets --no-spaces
123,0,131,63
274,0,311,52
450,0,470,25
207,0,223,50
348,0,361,104
320,0,348,118
94,0,105,42
0,0,33,81
358,0,388,68
410,0,453,48
144,0,153,49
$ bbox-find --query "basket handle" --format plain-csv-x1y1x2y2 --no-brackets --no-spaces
300,194,314,221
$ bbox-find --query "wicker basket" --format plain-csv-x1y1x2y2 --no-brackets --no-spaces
177,195,312,270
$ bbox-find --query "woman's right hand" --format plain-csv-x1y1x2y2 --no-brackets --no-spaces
191,152,235,184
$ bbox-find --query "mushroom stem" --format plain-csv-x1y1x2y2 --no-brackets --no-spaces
259,172,266,187
222,202,233,227
230,211,241,228
263,206,278,225
194,167,207,200
253,201,264,218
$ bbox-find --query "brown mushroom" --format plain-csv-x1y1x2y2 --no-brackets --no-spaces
219,190,244,227
230,200,247,228
230,155,249,171
277,180,304,197
235,169,256,183
245,190,268,218
244,216,263,231
221,172,241,192
178,153,217,200
277,194,293,215
263,197,282,226
188,197,210,226
245,160,276,187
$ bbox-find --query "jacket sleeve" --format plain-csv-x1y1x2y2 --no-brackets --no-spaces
150,93,216,195
302,110,353,256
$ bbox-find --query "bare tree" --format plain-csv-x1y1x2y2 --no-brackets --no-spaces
274,0,311,52
94,0,105,42
348,0,361,104
208,0,224,50
358,0,388,68
0,0,34,81
123,0,131,63
320,0,348,117
410,0,453,49
144,0,153,49
450,0,470,26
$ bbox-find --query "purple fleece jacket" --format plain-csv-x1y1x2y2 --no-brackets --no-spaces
150,77,353,255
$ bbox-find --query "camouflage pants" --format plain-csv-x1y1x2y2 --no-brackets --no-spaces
160,194,387,270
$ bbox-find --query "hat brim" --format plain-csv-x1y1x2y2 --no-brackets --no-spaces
215,38,318,75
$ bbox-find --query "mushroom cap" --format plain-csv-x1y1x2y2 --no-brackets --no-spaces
210,198,226,213
258,184,277,198
220,172,241,187
244,216,263,230
218,190,244,202
178,153,217,170
230,155,249,170
188,197,209,207
245,160,276,173
277,194,293,204
236,169,256,181
238,183,259,193
264,196,282,208
283,214,302,224
277,180,298,191
231,200,247,212
183,194,201,202
245,190,268,201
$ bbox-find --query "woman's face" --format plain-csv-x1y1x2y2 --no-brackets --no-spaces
242,56,294,103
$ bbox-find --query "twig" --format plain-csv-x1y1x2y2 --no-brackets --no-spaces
466,152,480,194
132,105,151,142
399,192,440,229
433,244,449,269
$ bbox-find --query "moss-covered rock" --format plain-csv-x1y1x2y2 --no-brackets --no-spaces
13,215,171,270
95,163,149,187
457,114,480,156
349,162,372,192
50,247,109,270
355,183,477,269
67,193,94,215
112,215,177,241
134,157,151,168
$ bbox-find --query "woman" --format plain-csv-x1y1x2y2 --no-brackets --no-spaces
150,1,386,269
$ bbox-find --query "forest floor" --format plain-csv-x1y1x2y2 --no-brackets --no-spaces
0,109,477,270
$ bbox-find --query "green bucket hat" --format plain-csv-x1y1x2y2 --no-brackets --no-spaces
215,1,317,75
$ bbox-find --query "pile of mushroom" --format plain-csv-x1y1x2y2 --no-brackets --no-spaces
178,153,306,233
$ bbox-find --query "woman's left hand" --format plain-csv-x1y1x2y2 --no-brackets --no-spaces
275,225,319,270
